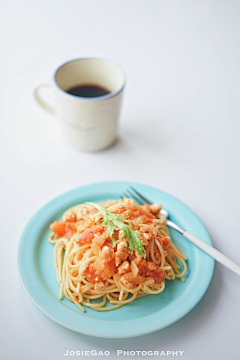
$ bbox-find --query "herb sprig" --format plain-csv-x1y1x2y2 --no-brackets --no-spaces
87,202,146,258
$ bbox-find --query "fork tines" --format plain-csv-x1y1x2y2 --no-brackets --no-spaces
121,187,152,205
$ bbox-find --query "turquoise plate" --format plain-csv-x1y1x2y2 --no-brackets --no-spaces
18,181,214,338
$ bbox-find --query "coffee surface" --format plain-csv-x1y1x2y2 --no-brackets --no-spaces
66,84,110,97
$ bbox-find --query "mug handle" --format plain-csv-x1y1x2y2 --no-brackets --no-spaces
34,79,55,114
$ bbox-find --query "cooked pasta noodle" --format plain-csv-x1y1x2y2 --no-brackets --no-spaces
49,198,187,312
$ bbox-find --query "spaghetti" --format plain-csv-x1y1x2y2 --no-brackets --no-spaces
49,198,187,312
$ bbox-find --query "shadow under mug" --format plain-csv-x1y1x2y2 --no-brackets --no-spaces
34,58,126,152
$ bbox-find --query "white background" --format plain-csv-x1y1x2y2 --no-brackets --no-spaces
1,0,240,359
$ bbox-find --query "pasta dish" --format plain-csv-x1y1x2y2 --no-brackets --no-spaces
49,198,187,312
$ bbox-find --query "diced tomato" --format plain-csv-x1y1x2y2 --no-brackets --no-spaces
50,221,76,239
77,226,104,244
102,260,116,278
50,221,66,237
161,237,170,246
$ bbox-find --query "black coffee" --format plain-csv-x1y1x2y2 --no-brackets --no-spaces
66,84,110,98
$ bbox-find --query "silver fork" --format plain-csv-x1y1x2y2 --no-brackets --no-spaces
121,186,240,277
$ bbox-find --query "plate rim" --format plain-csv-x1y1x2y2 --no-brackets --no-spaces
17,181,215,338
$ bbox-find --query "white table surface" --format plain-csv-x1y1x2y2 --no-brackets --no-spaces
1,0,240,359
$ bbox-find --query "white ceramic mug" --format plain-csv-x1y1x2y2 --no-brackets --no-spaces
34,58,126,151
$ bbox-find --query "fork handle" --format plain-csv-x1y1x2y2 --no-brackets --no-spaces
183,231,240,276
